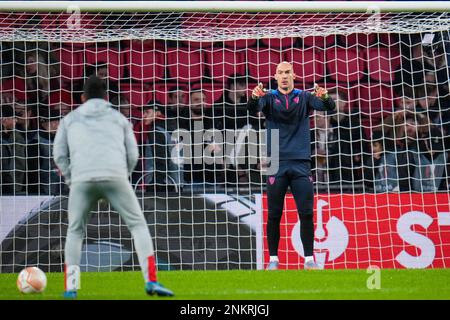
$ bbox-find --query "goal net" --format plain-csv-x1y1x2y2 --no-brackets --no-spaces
1,2,450,272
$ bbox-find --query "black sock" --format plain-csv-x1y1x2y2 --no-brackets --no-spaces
267,216,281,257
300,214,314,257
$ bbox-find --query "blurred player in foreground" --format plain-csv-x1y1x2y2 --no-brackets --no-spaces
53,76,174,298
247,62,335,270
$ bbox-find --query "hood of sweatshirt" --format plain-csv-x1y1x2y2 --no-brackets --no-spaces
77,98,112,117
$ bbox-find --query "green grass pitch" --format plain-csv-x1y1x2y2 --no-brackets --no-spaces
1,269,449,300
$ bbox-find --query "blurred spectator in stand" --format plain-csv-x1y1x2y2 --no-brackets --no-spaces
166,89,188,119
415,82,450,129
420,33,450,94
410,126,449,192
311,110,339,186
0,90,15,106
0,74,27,107
162,89,188,132
37,107,67,195
380,112,419,191
138,103,183,192
1,42,14,78
16,49,61,104
363,130,410,193
395,33,450,105
1,105,27,194
328,89,366,185
47,90,75,116
396,113,427,151
180,90,212,125
214,75,253,130
382,89,418,152
110,94,137,125
382,81,445,152
75,63,119,104
13,100,40,193
14,98,38,137
214,75,261,188
179,90,225,190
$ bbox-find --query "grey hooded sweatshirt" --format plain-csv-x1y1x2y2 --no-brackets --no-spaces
53,98,139,185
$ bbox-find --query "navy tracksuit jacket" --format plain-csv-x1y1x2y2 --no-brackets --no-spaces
247,88,336,163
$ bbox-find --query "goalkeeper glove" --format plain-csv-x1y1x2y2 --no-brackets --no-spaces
252,83,267,99
313,83,329,100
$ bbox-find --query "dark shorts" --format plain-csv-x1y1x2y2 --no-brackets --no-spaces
266,159,314,217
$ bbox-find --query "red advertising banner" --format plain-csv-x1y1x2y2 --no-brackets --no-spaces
262,193,450,269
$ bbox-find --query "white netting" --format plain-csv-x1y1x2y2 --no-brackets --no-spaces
1,8,450,272
0,12,450,42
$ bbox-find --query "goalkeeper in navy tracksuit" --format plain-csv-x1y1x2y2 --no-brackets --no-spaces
247,61,335,270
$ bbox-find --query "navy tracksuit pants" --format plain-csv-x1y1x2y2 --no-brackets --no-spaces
266,160,315,257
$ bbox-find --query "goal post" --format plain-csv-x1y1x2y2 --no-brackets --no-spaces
1,1,450,273
0,1,449,12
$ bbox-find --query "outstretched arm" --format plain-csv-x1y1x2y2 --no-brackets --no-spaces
124,121,140,175
247,82,269,116
308,83,336,112
53,118,71,185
